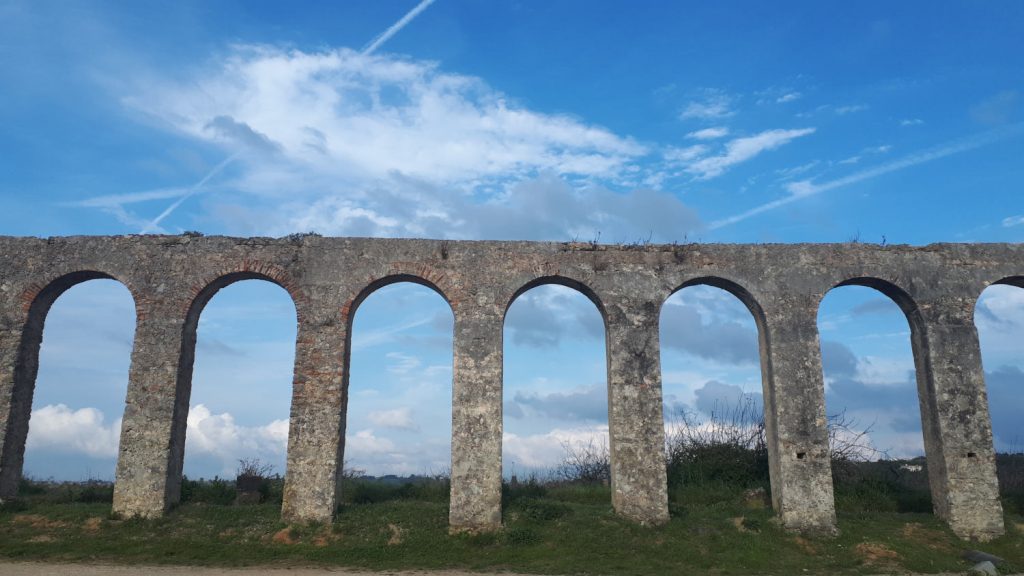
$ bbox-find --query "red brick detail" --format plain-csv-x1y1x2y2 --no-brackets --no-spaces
19,282,45,314
385,262,454,300
340,299,354,325
186,261,308,323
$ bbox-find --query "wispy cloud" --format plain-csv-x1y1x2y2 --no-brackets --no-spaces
1003,215,1024,228
686,126,729,140
679,90,735,120
709,123,1024,230
686,128,816,180
111,46,706,241
835,104,869,115
900,118,924,127
777,91,802,103
141,152,240,233
362,0,437,56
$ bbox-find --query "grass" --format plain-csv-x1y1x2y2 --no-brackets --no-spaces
3,479,1024,575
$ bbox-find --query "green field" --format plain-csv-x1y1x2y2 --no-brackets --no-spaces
2,477,1023,575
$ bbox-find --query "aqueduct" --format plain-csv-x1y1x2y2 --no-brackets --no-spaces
0,235,1019,540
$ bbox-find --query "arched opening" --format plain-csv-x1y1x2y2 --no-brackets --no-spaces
2,274,135,502
502,280,608,498
179,277,297,506
659,280,769,508
818,281,931,515
975,277,1024,513
343,280,454,504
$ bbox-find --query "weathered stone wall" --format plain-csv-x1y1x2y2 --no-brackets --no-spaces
0,235,1019,540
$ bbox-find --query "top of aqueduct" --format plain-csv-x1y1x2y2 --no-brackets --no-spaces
1,235,1022,321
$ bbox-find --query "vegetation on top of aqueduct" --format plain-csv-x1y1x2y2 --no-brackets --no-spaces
4,406,1024,575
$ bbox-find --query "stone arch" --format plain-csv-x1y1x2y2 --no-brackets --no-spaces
660,276,775,504
670,276,770,335
166,268,302,505
339,273,455,471
973,276,1024,463
818,276,938,514
994,276,1024,289
501,274,609,481
829,277,925,332
504,275,607,327
343,273,454,331
0,270,138,498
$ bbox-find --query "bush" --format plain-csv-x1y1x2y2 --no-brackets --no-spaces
553,439,610,485
664,399,769,491
180,476,236,505
17,477,114,504
339,475,450,506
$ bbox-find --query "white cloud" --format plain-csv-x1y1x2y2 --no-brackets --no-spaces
853,356,914,387
346,428,397,455
976,286,1024,366
367,407,417,430
26,404,121,458
835,104,868,115
900,118,925,127
1002,215,1024,227
386,352,421,375
776,92,802,103
664,144,708,164
686,128,816,180
125,46,647,188
679,90,735,120
686,126,729,140
102,45,706,241
503,426,608,470
711,124,1023,230
185,404,289,476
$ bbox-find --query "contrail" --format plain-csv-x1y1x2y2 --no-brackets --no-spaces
141,152,240,234
362,0,437,55
708,122,1024,230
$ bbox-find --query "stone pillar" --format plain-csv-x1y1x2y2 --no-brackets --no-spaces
449,303,503,532
760,295,837,534
0,312,34,501
112,303,191,517
605,297,669,526
914,300,1003,541
281,302,347,524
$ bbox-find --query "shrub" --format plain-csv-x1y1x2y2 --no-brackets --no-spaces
180,476,236,505
553,438,610,485
664,398,769,490
16,477,113,504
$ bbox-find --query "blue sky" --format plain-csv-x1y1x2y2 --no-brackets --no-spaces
3,1,1023,480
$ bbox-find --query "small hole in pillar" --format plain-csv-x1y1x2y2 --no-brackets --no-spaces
967,452,977,458
796,452,806,460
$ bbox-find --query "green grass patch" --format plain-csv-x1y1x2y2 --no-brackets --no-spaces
4,483,1024,574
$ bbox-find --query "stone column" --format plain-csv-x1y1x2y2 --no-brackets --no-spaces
281,300,347,524
913,299,1003,541
112,303,192,517
760,295,837,534
605,297,669,526
0,311,33,501
449,303,503,532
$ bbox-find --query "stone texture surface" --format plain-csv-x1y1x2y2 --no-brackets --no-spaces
0,235,1019,540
